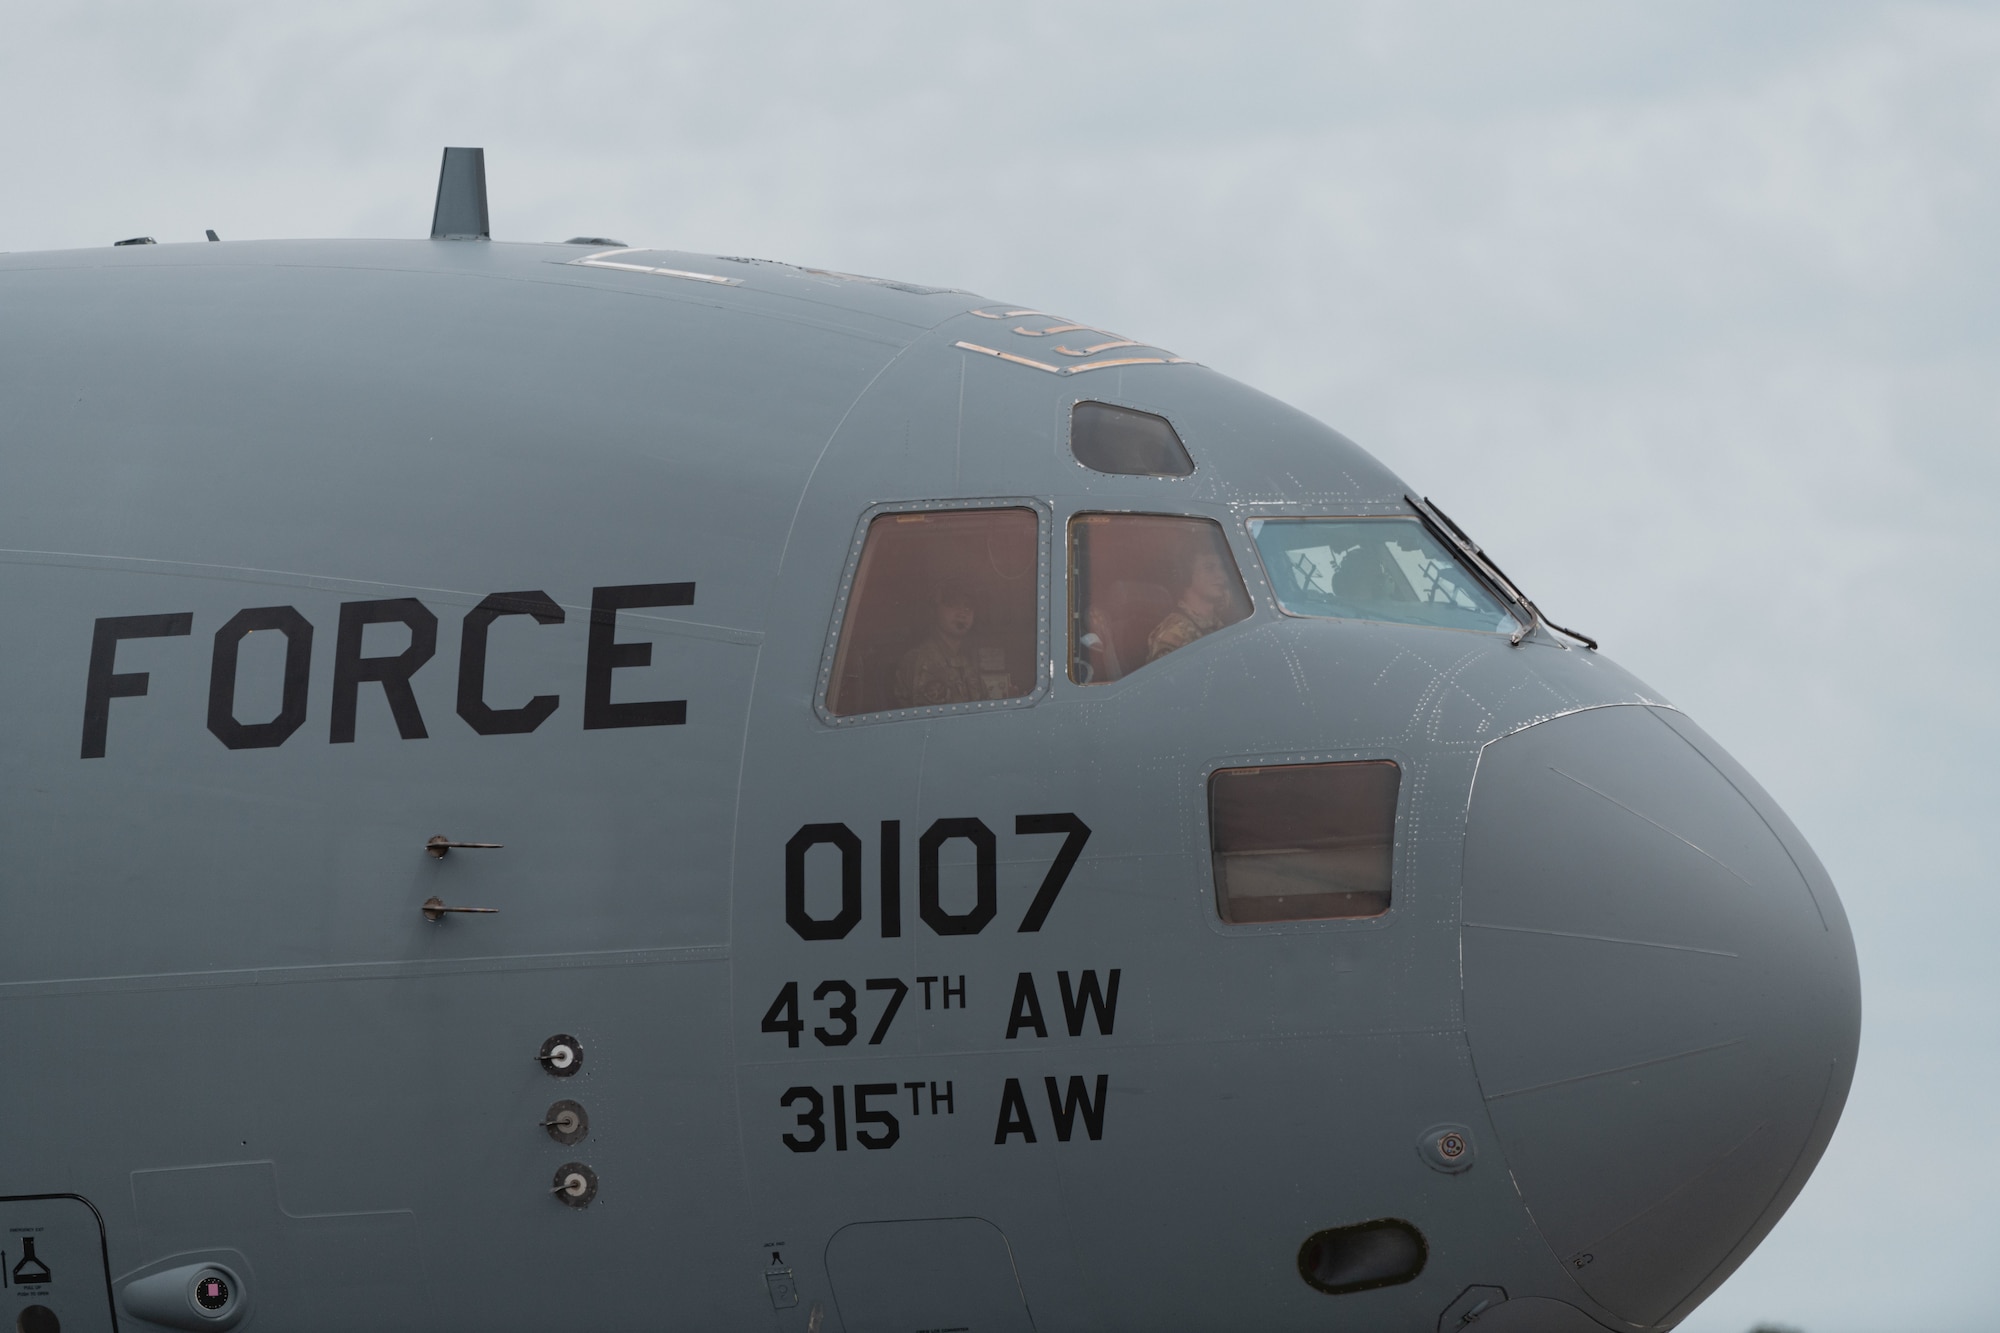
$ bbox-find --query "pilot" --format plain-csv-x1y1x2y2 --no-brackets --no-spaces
1076,605,1125,684
892,580,988,707
1146,545,1236,664
1332,542,1415,606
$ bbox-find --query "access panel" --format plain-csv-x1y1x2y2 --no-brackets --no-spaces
2,1195,116,1333
827,1217,1034,1333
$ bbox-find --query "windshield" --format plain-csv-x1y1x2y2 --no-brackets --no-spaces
1248,517,1522,635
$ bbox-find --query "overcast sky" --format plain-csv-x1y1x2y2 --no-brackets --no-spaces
3,4,1994,1329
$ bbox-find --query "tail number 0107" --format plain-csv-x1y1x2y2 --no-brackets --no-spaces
784,813,1090,941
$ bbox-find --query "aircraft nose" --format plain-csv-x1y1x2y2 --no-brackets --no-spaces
1459,705,1859,1330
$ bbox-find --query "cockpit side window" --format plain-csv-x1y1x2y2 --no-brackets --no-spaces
1248,517,1523,636
825,507,1041,718
1069,401,1195,478
1068,513,1253,685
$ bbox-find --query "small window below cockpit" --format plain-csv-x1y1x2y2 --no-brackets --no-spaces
1249,517,1523,636
1069,402,1195,478
825,508,1041,717
1210,761,1399,922
1068,514,1253,684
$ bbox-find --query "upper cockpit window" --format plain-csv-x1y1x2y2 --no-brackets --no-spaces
1249,518,1523,636
825,508,1040,717
1068,514,1253,684
1069,402,1195,478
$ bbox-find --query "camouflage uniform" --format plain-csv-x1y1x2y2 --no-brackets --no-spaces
893,634,984,707
1146,604,1227,664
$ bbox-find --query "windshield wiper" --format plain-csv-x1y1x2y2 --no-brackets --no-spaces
1405,495,1598,650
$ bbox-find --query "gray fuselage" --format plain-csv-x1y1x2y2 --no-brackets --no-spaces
0,238,1860,1333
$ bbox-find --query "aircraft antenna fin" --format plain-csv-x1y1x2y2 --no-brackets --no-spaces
430,146,490,241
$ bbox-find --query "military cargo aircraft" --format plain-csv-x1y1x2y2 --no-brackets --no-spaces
0,149,1858,1333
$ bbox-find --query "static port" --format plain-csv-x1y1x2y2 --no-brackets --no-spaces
553,1161,599,1208
544,1098,590,1145
539,1033,583,1076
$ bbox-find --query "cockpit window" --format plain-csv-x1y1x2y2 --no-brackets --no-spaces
1248,517,1523,636
1210,761,1400,923
1068,514,1253,684
825,508,1040,717
1069,402,1195,478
